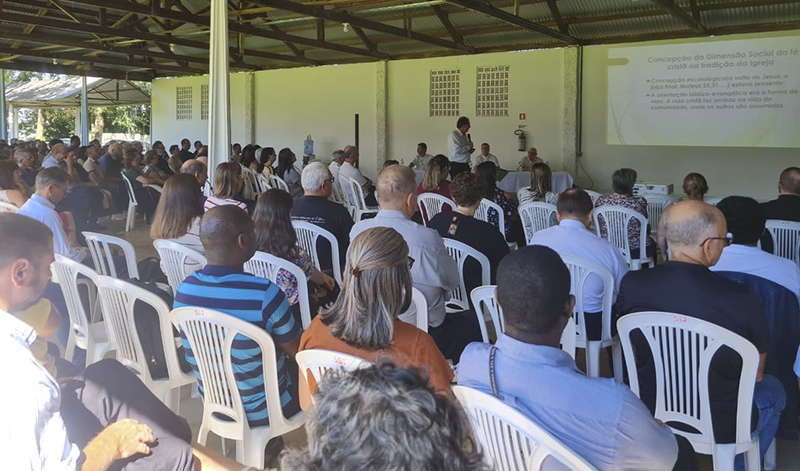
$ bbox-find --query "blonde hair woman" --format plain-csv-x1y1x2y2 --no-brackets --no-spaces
203,162,248,212
517,162,558,205
299,226,453,397
417,154,451,200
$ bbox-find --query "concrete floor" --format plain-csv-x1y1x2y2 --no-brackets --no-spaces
105,216,800,470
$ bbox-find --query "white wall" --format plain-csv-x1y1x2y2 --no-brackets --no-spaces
387,49,566,171
579,31,799,201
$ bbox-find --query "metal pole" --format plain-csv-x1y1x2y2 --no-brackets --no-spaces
0,72,7,141
81,76,89,144
207,0,231,181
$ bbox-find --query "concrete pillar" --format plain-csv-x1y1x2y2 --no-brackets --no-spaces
10,106,17,140
81,76,89,144
561,45,580,177
243,72,255,145
375,60,388,170
207,0,231,180
0,72,7,141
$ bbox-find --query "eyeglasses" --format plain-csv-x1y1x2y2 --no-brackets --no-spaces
324,178,334,183
699,233,734,247
407,256,415,270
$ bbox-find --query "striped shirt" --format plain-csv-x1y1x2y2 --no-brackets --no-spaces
174,265,300,427
203,196,247,212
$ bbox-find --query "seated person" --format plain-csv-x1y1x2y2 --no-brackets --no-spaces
682,172,709,201
259,147,277,177
711,196,800,304
204,162,249,213
150,173,205,255
417,154,452,200
472,142,498,170
595,167,656,261
339,145,377,207
252,189,336,320
0,159,30,207
517,162,559,206
281,361,483,471
761,166,800,222
530,189,629,340
299,227,453,397
275,148,303,198
174,205,302,428
291,162,353,273
459,245,695,471
517,146,544,171
122,153,161,224
475,161,523,244
410,142,433,170
427,172,508,285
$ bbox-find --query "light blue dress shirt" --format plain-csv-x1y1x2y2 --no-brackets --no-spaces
41,154,60,169
350,210,458,327
458,335,678,471
18,194,86,263
447,129,471,164
711,244,800,305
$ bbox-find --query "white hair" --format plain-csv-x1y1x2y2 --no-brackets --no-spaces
301,161,331,193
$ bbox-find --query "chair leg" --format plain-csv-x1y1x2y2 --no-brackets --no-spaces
712,443,736,471
163,387,181,415
197,423,210,446
586,342,600,378
242,435,268,468
764,438,776,471
744,441,761,471
65,333,76,363
611,342,623,384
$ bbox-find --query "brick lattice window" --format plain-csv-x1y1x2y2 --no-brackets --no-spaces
476,66,509,117
176,86,193,120
429,69,460,117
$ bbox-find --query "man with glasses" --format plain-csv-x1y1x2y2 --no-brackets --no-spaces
617,200,785,471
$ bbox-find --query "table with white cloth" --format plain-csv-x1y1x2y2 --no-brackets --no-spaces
497,171,574,194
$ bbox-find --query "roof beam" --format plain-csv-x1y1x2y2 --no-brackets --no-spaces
257,0,475,53
647,0,707,34
431,5,464,44
445,0,579,44
0,59,153,81
351,26,376,53
545,0,568,35
688,0,702,24
60,0,388,60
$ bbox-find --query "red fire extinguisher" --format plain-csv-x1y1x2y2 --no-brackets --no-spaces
515,129,526,151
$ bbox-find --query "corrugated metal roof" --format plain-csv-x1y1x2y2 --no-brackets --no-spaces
5,77,150,107
572,14,690,39
702,3,800,28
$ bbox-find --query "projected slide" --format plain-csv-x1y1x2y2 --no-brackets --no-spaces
607,36,800,147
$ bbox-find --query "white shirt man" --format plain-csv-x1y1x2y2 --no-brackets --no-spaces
530,189,628,315
473,143,499,169
518,147,545,171
411,143,433,170
338,146,374,207
447,117,473,166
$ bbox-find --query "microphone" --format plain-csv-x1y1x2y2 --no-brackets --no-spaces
467,133,472,142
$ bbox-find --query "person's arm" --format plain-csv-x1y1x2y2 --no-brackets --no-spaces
81,419,155,471
309,267,335,290
612,391,679,470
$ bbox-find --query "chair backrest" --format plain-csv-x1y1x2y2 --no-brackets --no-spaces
641,194,676,236
52,254,101,346
330,180,346,204
349,177,372,211
518,202,557,243
443,238,490,312
121,171,138,204
765,219,800,266
202,180,214,198
558,254,615,344
95,276,187,384
584,190,603,206
417,193,455,225
410,287,428,331
270,174,290,193
171,306,299,438
244,251,312,329
83,231,139,279
0,201,18,213
470,284,576,357
454,386,597,471
475,198,506,237
295,349,369,395
240,165,259,200
617,311,759,448
153,240,208,295
292,221,343,285
256,173,271,193
592,206,648,265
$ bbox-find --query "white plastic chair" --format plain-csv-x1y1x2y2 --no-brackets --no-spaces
203,180,214,198
417,193,455,225
171,306,306,468
347,177,379,222
153,240,208,295
454,386,597,471
330,180,346,205
765,219,800,267
292,221,343,285
470,285,576,357
519,202,558,243
52,255,113,366
559,253,622,382
295,349,369,403
121,172,139,232
410,287,428,332
475,198,506,239
240,165,259,200
244,251,312,329
0,201,18,212
593,205,653,270
641,193,676,237
270,174,290,193
83,231,140,279
95,276,194,413
256,173,271,193
443,239,490,313
584,190,603,206
617,312,761,471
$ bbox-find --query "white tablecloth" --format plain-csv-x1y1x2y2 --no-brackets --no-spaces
496,171,574,194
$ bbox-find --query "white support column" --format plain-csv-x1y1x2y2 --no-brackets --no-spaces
375,61,388,169
207,0,231,181
0,72,7,141
561,46,580,177
243,72,255,145
81,76,89,145
10,106,17,140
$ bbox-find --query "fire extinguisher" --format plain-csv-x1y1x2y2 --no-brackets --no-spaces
514,129,526,151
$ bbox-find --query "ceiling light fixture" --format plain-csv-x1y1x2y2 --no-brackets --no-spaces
343,22,350,32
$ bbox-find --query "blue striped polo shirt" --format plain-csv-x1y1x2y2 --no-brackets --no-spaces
174,265,300,427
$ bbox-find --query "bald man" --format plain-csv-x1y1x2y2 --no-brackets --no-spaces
180,159,208,188
350,165,480,361
618,200,785,471
41,143,67,169
173,205,302,435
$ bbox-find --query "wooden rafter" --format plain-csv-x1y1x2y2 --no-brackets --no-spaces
431,5,463,44
545,0,568,35
648,0,707,34
445,0,579,44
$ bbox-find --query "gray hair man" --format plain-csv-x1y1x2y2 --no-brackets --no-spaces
292,162,354,273
338,145,377,207
349,164,480,361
